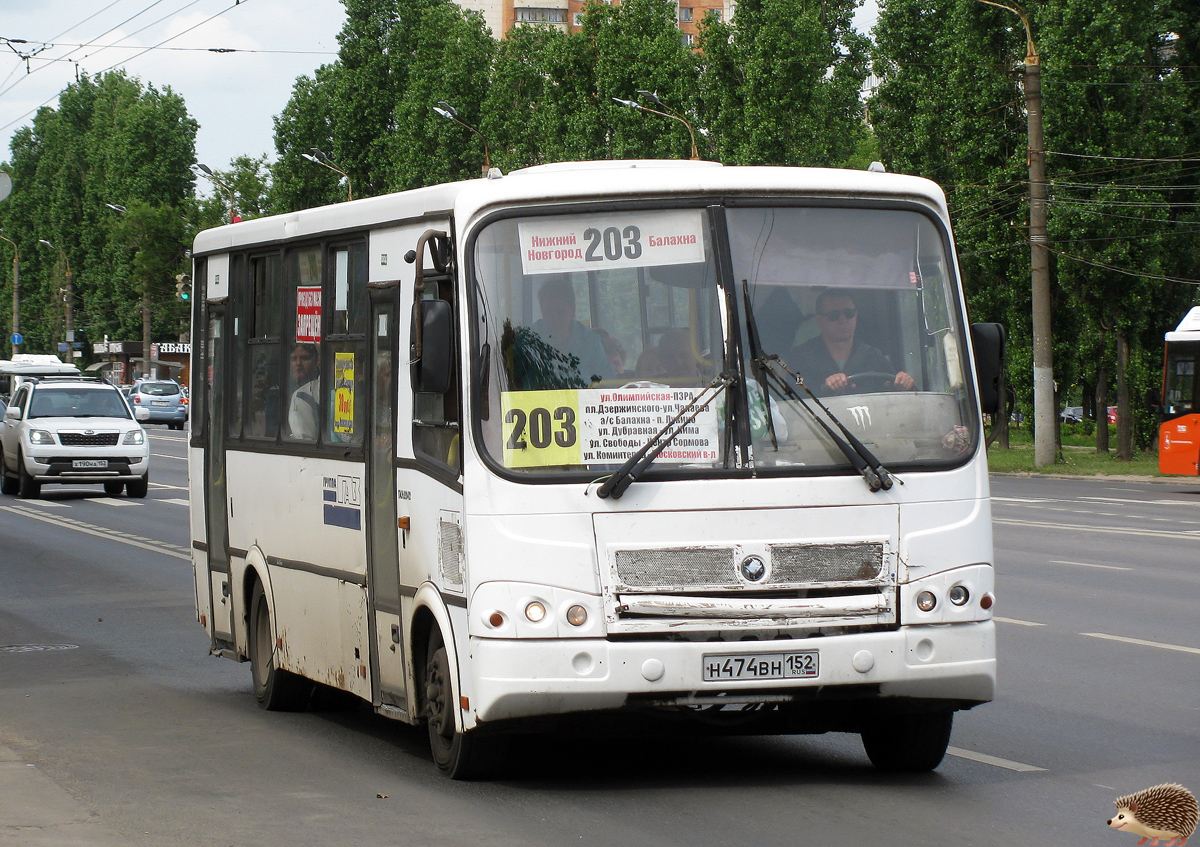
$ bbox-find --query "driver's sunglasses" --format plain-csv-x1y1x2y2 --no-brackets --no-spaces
819,308,857,321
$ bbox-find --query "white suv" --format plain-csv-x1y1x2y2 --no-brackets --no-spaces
0,377,151,499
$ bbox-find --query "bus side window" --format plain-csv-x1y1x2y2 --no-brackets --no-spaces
245,253,282,440
324,244,367,446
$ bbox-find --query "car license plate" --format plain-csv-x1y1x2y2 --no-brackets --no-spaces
151,401,169,406
72,459,108,470
702,651,818,681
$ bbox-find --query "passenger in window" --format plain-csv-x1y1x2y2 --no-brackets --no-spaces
286,342,321,440
637,328,702,381
593,328,630,379
791,289,913,395
531,277,612,386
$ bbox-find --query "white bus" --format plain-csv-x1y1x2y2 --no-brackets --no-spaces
189,160,1004,778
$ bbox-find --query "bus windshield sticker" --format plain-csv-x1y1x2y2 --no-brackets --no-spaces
296,286,322,343
334,352,355,434
518,210,705,275
500,387,719,469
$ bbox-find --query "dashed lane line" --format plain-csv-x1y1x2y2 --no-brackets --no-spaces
947,747,1047,772
1081,632,1200,656
994,616,1045,626
160,498,190,506
151,452,186,460
0,504,189,561
994,517,1194,541
1049,560,1133,572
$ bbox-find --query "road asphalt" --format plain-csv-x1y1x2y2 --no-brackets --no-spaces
0,739,128,846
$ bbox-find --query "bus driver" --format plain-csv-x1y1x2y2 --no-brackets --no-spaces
792,289,914,395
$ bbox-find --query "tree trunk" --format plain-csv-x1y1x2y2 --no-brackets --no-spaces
1116,332,1132,461
1096,331,1109,454
142,280,152,380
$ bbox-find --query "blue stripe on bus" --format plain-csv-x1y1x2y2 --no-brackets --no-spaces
323,504,361,530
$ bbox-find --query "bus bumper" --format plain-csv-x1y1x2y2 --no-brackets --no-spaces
469,620,995,723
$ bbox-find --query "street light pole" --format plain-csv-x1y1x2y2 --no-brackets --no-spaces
0,231,17,357
301,149,354,201
432,103,493,177
976,0,1054,467
194,163,238,224
38,239,72,358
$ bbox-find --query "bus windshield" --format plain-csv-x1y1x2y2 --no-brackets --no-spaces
472,203,976,478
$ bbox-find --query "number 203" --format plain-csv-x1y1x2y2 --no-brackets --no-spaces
583,225,641,262
505,406,577,450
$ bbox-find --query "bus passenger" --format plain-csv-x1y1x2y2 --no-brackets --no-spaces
791,290,914,395
593,328,630,379
532,277,612,386
286,342,321,440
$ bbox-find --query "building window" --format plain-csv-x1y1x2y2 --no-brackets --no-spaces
679,6,693,21
706,7,721,20
680,32,695,46
573,11,583,24
515,7,568,22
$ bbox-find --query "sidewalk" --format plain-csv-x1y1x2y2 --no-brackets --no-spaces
0,742,128,846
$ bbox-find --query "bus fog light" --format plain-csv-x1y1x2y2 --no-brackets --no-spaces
524,601,546,623
948,585,969,606
566,605,588,626
487,612,505,628
916,591,937,612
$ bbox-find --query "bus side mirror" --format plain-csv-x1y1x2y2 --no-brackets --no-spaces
971,322,1006,415
411,299,454,394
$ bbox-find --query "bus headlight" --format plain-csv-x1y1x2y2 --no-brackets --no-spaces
566,605,588,627
916,591,937,612
948,585,970,606
524,601,546,623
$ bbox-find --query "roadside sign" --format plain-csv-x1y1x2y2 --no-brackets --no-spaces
10,333,22,345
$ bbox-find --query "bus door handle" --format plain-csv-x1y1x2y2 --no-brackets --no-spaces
390,624,401,645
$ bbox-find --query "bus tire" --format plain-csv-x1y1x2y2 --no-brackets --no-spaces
860,710,953,772
249,582,309,712
423,628,507,780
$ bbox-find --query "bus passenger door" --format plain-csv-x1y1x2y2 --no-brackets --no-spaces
204,305,234,646
367,287,407,711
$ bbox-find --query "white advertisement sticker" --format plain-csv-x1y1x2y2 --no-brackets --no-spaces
518,210,706,275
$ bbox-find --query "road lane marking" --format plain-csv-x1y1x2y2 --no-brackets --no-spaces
1081,632,1200,656
1079,496,1200,507
947,747,1046,772
151,453,186,460
21,500,69,508
992,497,1053,504
160,498,190,506
150,482,188,491
995,517,1195,541
994,616,1045,627
0,504,189,561
94,497,136,507
1050,560,1133,571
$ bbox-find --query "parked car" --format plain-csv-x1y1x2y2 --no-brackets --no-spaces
127,379,188,429
0,376,150,499
1060,406,1083,424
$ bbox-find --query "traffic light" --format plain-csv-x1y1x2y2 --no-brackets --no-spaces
175,273,191,301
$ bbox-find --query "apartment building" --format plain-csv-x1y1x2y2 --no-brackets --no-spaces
457,0,732,44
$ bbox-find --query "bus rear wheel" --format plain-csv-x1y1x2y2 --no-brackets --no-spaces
860,710,953,772
424,629,506,780
249,582,309,711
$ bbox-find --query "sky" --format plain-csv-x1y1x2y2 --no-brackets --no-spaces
0,0,879,182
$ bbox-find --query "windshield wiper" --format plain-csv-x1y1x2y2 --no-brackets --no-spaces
740,281,894,492
595,374,734,500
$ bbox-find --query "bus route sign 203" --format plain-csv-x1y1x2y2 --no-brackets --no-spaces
518,209,706,275
500,387,720,469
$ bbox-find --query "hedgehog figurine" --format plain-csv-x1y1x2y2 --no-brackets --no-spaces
1107,783,1198,846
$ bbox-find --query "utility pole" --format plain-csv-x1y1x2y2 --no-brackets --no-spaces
0,231,17,356
977,0,1054,467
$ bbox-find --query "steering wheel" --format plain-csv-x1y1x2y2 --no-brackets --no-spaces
841,371,895,392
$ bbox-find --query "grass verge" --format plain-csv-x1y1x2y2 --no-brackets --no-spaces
986,425,1163,476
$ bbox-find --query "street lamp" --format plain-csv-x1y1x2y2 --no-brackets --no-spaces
975,0,1053,467
300,148,354,201
38,239,73,356
192,163,239,224
432,102,493,177
612,91,701,161
0,229,18,356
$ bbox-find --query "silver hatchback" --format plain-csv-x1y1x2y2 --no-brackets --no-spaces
129,379,188,429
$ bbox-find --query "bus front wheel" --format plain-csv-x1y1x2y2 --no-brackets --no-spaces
424,629,506,779
249,582,309,711
860,710,953,772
